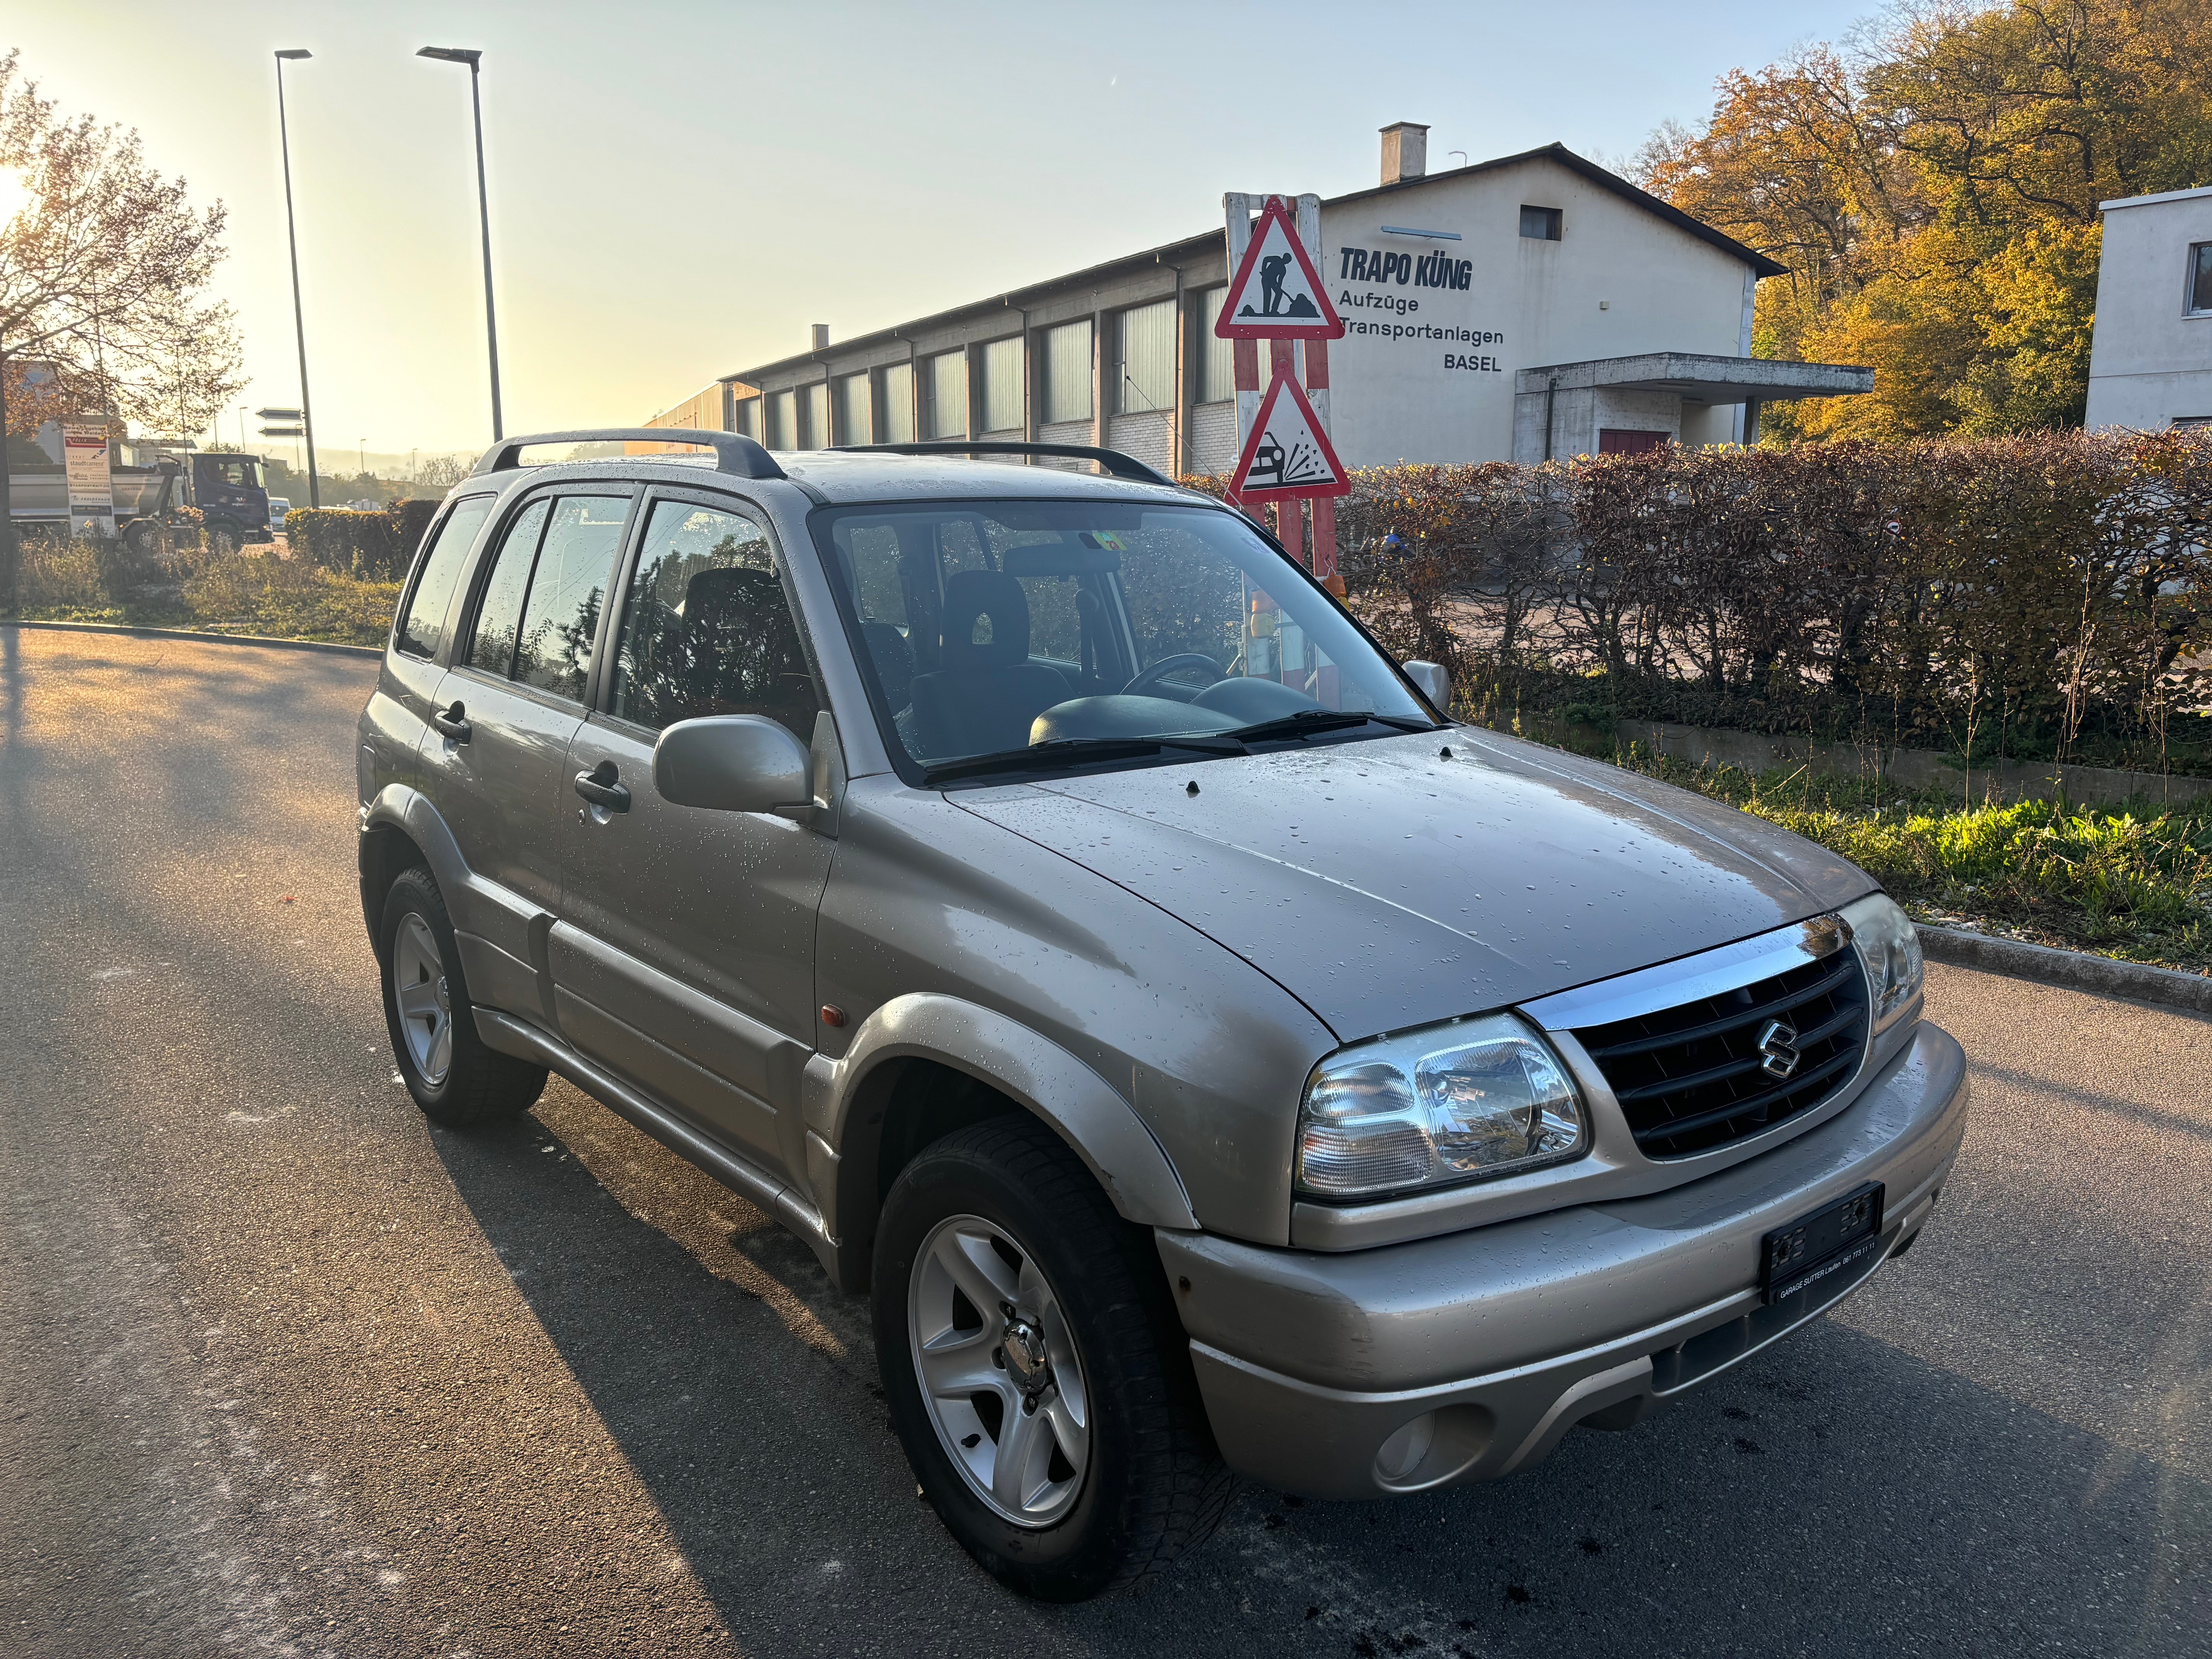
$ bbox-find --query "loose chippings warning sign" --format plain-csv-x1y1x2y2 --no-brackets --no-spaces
1229,366,1349,501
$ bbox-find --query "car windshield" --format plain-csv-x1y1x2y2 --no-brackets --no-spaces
814,498,1433,780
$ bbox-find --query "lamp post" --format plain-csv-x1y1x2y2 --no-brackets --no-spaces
417,47,503,441
274,49,321,508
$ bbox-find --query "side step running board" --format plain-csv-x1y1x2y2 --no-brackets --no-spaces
472,1006,837,1276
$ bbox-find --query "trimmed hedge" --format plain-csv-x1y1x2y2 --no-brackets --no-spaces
1194,428,2212,776
285,498,441,581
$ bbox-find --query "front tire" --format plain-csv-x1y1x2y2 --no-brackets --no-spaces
378,866,546,1126
873,1116,1230,1600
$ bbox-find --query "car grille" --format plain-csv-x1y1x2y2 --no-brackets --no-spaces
1571,942,1869,1158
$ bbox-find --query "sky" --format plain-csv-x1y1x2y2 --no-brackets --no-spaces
7,0,1875,465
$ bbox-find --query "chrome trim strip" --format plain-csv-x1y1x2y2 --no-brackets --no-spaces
1518,916,1850,1035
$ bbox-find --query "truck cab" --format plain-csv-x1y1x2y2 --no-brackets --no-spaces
184,452,274,546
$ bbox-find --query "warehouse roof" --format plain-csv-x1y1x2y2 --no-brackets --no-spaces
719,143,1788,388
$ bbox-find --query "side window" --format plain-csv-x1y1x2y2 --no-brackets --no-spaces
513,496,629,702
464,499,550,677
609,498,820,741
397,495,497,659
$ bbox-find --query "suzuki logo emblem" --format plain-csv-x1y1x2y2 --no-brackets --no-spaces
1757,1018,1802,1079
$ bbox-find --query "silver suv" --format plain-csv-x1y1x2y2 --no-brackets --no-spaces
357,428,1966,1600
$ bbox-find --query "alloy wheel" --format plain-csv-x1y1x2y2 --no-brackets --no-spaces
908,1213,1091,1527
391,912,453,1085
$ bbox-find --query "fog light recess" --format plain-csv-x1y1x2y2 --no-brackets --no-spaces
1370,1403,1495,1491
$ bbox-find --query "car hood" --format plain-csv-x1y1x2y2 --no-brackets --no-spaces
950,726,1876,1042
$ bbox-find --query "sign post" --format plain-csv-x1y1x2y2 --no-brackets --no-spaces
62,421,115,539
1217,193,1349,592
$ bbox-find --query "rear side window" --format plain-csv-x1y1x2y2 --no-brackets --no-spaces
396,495,497,659
513,497,630,701
465,499,551,676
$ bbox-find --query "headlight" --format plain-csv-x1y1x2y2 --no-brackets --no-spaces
1296,1013,1587,1200
1843,892,1923,1036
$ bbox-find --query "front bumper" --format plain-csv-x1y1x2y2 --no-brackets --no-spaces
1157,1022,1968,1499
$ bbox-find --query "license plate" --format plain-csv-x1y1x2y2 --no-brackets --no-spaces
1762,1181,1885,1306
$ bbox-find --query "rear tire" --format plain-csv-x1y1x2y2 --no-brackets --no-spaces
873,1115,1231,1600
378,866,546,1126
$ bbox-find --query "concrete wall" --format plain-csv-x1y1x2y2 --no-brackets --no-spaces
1318,156,1753,468
2087,189,2212,431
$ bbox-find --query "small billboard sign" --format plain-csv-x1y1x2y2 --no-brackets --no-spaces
62,421,115,536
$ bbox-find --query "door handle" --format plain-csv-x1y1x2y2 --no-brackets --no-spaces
430,701,472,743
574,760,631,812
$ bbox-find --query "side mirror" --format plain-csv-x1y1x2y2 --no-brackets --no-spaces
653,715,814,816
1403,659,1452,713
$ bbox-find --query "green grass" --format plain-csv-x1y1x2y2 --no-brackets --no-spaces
1610,742,2212,974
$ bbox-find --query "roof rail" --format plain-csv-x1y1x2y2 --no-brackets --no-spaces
830,441,1176,489
470,428,785,481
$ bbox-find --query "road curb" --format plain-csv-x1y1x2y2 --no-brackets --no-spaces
1917,924,2212,1015
2,618,381,658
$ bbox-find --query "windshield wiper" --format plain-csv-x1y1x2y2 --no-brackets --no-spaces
1217,708,1438,745
924,732,1247,785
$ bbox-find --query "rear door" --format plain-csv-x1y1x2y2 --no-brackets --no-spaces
550,490,833,1175
415,489,635,1013
367,492,499,795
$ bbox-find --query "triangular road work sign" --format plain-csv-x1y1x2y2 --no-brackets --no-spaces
1215,197,1344,340
1229,366,1350,501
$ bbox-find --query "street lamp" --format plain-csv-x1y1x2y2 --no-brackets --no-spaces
274,49,322,508
417,47,503,441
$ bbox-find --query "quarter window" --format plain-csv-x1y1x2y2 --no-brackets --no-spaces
512,497,629,702
396,495,497,659
608,500,820,742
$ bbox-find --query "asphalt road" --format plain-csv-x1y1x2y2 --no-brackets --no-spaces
3,626,2207,1659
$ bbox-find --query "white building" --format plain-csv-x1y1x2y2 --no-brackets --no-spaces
2086,184,2212,431
713,126,1870,474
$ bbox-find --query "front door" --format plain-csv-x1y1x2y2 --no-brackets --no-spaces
551,492,833,1176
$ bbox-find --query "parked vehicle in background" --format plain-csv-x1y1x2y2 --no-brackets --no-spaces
356,428,1966,1601
268,495,292,535
8,445,273,551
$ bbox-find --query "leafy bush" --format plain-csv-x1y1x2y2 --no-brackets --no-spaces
284,502,437,580
1195,428,2212,775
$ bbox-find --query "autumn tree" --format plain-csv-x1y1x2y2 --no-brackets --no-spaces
0,50,243,609
1637,1,2212,441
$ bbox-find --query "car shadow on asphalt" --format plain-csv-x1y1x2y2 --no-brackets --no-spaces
429,1094,2212,1659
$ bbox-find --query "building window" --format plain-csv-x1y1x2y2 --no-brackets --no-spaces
1042,321,1092,426
2176,415,2211,428
981,337,1024,433
1116,301,1175,414
766,389,796,450
834,373,870,445
880,362,914,443
732,397,761,441
1520,205,1563,242
1198,288,1235,404
2191,243,2212,315
1598,428,1669,455
805,381,830,448
925,351,967,439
